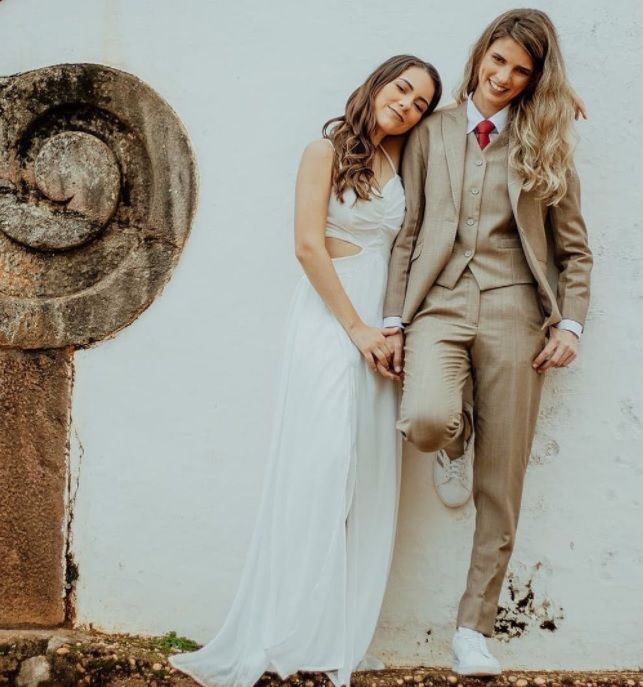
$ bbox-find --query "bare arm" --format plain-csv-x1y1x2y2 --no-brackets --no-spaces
294,140,394,375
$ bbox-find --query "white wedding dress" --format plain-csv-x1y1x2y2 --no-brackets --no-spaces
170,146,405,687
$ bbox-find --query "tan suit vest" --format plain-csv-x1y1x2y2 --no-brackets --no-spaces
435,131,534,290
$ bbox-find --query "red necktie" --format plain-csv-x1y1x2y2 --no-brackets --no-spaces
474,120,495,150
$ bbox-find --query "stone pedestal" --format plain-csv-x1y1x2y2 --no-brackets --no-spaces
0,64,196,626
0,349,73,626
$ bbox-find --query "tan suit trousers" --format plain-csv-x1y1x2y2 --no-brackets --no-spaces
398,270,546,635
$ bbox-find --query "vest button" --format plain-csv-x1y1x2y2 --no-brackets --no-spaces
466,218,475,226
471,188,480,195
464,250,473,258
475,160,483,166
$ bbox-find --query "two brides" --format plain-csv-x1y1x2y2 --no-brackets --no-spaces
171,9,591,686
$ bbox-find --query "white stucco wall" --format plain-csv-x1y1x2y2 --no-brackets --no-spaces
2,0,642,671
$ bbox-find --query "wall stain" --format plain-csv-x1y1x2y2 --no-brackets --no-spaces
530,436,560,465
620,398,642,427
494,569,564,641
64,422,84,626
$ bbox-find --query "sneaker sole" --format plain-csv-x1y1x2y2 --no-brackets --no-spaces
452,660,501,676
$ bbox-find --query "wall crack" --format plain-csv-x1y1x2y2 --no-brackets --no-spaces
63,420,84,626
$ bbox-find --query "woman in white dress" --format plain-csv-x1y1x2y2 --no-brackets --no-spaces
169,55,442,687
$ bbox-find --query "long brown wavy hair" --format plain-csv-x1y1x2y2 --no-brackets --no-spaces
323,55,442,202
455,9,576,205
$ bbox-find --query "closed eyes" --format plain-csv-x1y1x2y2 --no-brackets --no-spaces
396,82,427,113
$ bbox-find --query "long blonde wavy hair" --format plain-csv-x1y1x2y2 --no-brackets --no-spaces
323,55,442,202
455,9,576,205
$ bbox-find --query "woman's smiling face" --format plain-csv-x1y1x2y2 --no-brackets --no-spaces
373,66,436,136
473,37,534,116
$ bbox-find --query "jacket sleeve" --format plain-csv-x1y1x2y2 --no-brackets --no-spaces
548,161,593,327
383,120,429,319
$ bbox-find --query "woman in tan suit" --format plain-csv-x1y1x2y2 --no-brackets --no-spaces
381,9,592,676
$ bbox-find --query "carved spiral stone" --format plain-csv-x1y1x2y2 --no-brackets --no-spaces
0,64,197,348
0,132,121,250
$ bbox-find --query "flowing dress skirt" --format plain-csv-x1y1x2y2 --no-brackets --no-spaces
170,248,400,687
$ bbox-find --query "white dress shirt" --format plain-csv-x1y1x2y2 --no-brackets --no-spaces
383,96,583,339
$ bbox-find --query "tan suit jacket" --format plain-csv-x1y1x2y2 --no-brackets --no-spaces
383,101,593,328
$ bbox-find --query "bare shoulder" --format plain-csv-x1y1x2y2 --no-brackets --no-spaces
297,139,334,190
302,138,335,162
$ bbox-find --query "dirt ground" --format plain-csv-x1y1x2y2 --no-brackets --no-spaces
1,628,641,687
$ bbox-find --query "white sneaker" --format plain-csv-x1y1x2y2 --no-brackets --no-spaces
452,626,501,676
433,404,474,507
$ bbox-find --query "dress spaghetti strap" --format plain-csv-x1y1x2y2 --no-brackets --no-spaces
379,145,397,174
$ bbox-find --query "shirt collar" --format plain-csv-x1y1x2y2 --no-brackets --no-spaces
466,95,510,135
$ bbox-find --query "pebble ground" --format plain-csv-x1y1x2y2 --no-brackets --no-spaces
1,629,640,687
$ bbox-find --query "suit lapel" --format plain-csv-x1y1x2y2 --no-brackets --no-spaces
507,153,523,222
442,102,467,215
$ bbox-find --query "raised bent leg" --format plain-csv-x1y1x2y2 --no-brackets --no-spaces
398,282,476,456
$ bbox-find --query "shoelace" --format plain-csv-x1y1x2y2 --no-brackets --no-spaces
445,455,467,481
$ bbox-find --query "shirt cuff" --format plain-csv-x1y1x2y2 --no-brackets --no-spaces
556,319,583,339
382,316,404,330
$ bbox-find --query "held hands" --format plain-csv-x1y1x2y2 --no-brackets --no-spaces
348,322,404,380
532,327,578,374
348,322,396,376
375,327,405,381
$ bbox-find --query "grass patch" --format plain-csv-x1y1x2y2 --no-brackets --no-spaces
146,631,201,654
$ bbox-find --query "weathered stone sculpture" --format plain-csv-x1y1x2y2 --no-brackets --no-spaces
0,64,197,626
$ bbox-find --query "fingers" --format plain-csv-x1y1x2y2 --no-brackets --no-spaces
364,354,377,373
558,351,576,368
372,345,391,368
363,339,391,374
545,346,566,371
533,339,556,373
392,337,403,373
569,87,588,120
376,360,400,381
375,337,402,380
533,334,578,373
355,326,404,380
382,328,404,373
